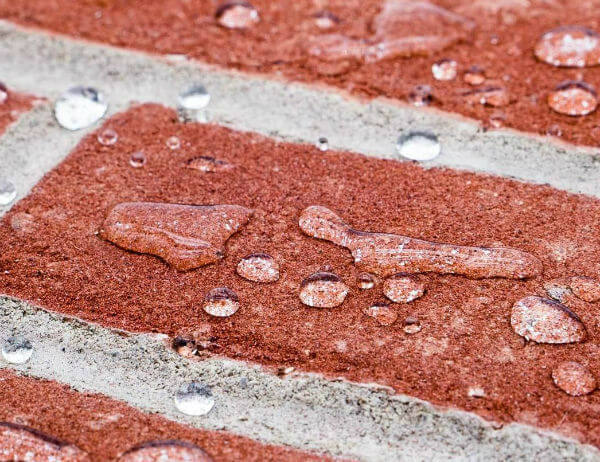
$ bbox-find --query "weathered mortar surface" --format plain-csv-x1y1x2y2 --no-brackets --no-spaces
0,296,598,462
1,20,600,200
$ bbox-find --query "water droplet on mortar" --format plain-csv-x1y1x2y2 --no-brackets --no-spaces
0,179,17,206
178,84,210,122
396,131,441,161
54,86,107,130
2,335,33,364
174,382,215,416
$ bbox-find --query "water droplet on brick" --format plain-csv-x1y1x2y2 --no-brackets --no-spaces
203,287,240,317
552,361,596,396
546,124,563,137
464,86,510,107
316,137,329,152
548,81,598,116
186,156,234,173
535,26,600,68
383,274,425,303
237,253,279,283
166,136,181,150
357,272,376,290
10,212,35,234
463,66,486,85
511,296,586,344
129,151,147,168
174,382,215,416
299,271,348,308
216,1,259,29
0,178,17,206
396,131,441,161
544,278,572,303
314,11,339,30
363,303,398,326
299,206,542,279
432,59,458,80
403,316,422,334
408,85,433,107
118,440,213,461
1,335,32,364
100,202,252,270
54,86,107,130
570,276,600,302
97,128,118,146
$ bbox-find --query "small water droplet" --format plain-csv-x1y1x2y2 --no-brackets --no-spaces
2,335,33,364
314,10,339,30
10,212,35,234
178,84,210,122
535,26,600,68
357,272,376,290
432,59,457,81
464,86,510,107
363,303,398,326
54,86,108,130
118,440,213,461
383,274,425,303
548,81,598,116
216,1,259,29
166,136,181,150
408,85,433,107
129,151,147,168
467,387,485,398
299,271,348,308
316,137,329,152
463,66,486,86
396,131,441,161
174,381,215,416
0,178,17,206
0,82,7,104
546,124,563,137
185,156,234,173
236,253,280,283
487,110,506,128
97,128,118,146
403,316,422,334
552,361,596,396
203,287,240,317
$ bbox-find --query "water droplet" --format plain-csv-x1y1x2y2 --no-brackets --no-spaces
299,206,542,279
511,296,586,344
203,287,240,317
166,136,181,150
178,84,210,122
316,137,329,152
463,86,510,107
548,81,598,116
544,278,572,303
546,124,563,137
10,212,35,234
403,316,422,334
535,26,600,68
314,10,339,30
357,272,376,290
172,337,197,358
363,302,398,326
174,381,215,416
467,387,485,398
0,422,88,461
97,128,118,146
100,202,253,271
216,1,259,29
2,335,33,364
299,271,348,308
432,58,458,81
487,110,506,128
54,86,107,130
185,156,235,173
0,178,17,206
307,34,365,62
118,440,213,461
396,131,441,161
463,66,486,86
408,85,433,107
0,82,7,104
129,151,147,168
236,253,280,283
570,276,600,303
552,361,596,396
383,274,425,303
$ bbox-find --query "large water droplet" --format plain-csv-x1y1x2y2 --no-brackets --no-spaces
0,178,17,206
570,276,600,303
216,1,259,29
299,271,348,308
97,128,118,146
118,440,213,461
100,202,253,271
129,151,147,168
432,58,458,80
396,131,441,161
174,382,215,416
408,85,433,107
548,81,598,116
298,205,542,279
203,287,240,317
236,253,280,283
54,86,107,130
185,156,235,173
383,274,425,303
2,335,33,364
363,302,398,326
552,361,596,396
535,26,600,68
511,296,586,344
178,84,210,122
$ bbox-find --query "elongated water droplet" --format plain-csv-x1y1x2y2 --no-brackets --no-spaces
363,302,398,326
535,26,600,68
511,296,586,344
570,276,600,302
0,178,17,206
54,86,107,130
166,136,181,150
97,128,118,146
236,253,279,283
403,316,422,334
396,131,440,161
216,1,259,29
383,274,425,303
2,335,33,364
100,202,253,271
316,137,329,152
129,151,147,168
185,156,234,173
552,361,596,396
463,66,486,85
174,382,215,416
548,81,598,116
118,440,212,461
299,271,348,308
203,287,240,317
357,272,376,290
463,86,510,107
432,58,457,80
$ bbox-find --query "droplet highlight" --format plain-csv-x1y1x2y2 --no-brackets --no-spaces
396,131,441,161
299,271,349,308
203,287,240,317
552,361,596,396
174,382,215,416
177,84,210,122
1,335,33,364
383,274,425,303
54,86,108,130
236,253,280,283
547,81,598,116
